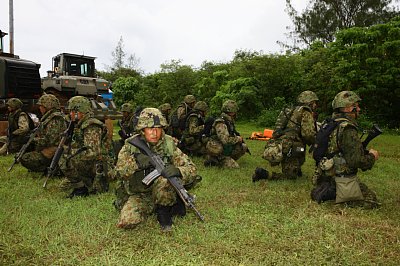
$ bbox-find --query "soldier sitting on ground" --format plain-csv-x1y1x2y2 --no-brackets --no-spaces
113,108,200,231
180,101,209,156
204,99,247,168
20,94,66,173
0,98,34,155
59,96,111,198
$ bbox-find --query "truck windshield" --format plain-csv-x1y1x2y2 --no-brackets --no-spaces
55,56,95,77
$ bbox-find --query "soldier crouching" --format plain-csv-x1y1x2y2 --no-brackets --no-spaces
113,108,199,231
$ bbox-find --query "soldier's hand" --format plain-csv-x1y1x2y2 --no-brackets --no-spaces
135,153,152,169
369,149,379,160
161,164,181,178
237,136,243,143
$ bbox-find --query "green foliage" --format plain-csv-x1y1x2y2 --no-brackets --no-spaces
1,124,400,265
257,97,287,127
285,0,400,46
111,77,142,106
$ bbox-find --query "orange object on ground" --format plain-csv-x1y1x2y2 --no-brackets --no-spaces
248,129,274,141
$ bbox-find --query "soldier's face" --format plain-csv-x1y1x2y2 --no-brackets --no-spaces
143,127,162,143
39,105,46,115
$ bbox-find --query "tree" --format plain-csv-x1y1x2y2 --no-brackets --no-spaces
285,0,400,48
111,36,126,69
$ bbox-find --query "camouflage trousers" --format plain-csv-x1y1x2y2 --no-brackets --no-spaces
59,156,96,190
206,142,247,168
0,136,7,155
20,151,51,172
181,139,207,156
270,152,305,180
116,177,179,229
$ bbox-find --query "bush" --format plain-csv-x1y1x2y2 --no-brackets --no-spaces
256,97,287,127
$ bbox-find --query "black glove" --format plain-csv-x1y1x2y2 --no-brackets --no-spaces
161,164,181,178
118,129,128,140
135,153,152,169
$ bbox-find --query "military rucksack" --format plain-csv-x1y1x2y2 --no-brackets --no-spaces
170,103,189,131
312,118,344,164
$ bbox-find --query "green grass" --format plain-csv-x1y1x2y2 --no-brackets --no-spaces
1,122,399,265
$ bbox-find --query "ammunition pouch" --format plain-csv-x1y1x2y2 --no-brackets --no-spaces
335,175,364,203
262,138,283,164
126,170,152,194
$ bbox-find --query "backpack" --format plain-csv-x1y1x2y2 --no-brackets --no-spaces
170,103,189,131
201,116,215,137
273,106,296,138
312,118,344,164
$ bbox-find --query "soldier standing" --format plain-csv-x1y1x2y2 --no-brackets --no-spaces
180,101,208,156
262,91,318,180
20,94,66,173
204,100,247,168
59,96,110,198
114,108,199,231
311,91,380,209
0,98,33,155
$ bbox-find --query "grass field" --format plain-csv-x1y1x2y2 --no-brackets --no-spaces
0,122,399,265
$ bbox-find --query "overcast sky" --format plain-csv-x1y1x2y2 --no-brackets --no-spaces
1,0,308,76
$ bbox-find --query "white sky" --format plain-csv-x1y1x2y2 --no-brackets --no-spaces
0,0,308,76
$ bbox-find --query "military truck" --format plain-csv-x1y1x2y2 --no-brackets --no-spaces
0,30,42,136
42,53,121,137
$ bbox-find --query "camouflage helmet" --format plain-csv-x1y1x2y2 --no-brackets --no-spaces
222,100,239,113
158,103,172,113
183,95,196,104
67,96,92,113
297,91,319,104
6,98,23,109
194,101,208,112
121,103,133,113
37,94,60,110
136,107,168,130
332,91,361,109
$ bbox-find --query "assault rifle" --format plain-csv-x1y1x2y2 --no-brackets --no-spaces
8,124,41,172
43,119,75,188
128,136,205,221
362,124,383,150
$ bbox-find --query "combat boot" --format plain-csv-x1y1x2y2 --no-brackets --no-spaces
156,205,173,231
67,186,89,199
171,198,186,217
252,167,269,182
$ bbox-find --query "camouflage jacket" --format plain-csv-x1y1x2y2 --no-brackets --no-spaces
325,113,375,175
121,113,136,135
283,105,316,145
34,109,66,151
69,115,104,162
8,109,30,136
211,113,241,145
183,111,205,137
115,133,197,194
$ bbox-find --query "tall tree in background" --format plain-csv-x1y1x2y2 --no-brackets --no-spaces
285,0,400,48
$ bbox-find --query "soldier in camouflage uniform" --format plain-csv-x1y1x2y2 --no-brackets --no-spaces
180,101,208,156
0,98,32,155
20,94,66,173
158,103,172,134
265,91,318,180
311,91,379,209
59,96,110,198
205,100,247,168
171,94,196,139
114,108,199,231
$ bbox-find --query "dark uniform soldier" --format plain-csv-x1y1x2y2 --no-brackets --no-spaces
311,91,380,209
205,100,247,168
263,91,318,180
0,98,32,155
180,101,208,156
20,94,66,173
114,108,199,231
59,96,110,198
